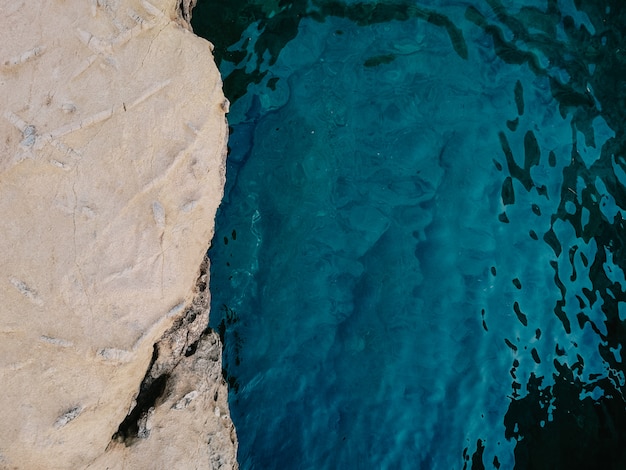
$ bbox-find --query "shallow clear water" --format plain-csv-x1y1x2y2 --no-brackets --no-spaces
193,1,626,468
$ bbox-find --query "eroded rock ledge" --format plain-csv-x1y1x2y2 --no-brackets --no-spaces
0,0,236,468
93,258,238,469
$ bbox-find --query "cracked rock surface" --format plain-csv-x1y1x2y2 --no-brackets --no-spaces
0,0,236,468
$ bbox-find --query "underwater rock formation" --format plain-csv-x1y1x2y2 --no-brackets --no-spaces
195,0,626,468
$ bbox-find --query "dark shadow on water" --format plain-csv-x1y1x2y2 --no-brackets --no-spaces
465,0,626,468
192,0,467,103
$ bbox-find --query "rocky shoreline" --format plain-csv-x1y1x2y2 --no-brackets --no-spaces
0,0,236,467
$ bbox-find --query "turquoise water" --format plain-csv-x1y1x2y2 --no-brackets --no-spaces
193,1,626,468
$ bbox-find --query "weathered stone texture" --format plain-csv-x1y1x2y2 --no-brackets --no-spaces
0,0,236,467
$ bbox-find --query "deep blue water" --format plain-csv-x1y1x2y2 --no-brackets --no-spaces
193,1,626,468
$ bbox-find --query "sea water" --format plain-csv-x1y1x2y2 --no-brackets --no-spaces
192,1,626,468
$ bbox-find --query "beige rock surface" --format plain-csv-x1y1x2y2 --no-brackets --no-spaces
0,0,236,468
88,258,238,470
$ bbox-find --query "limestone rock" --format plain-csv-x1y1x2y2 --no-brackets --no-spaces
0,0,236,468
89,258,238,469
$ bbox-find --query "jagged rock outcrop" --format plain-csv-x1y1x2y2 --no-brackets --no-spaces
90,258,238,469
0,0,236,468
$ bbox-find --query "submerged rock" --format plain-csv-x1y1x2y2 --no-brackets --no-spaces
0,0,236,468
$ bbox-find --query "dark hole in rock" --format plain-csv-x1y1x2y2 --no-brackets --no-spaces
185,339,199,357
111,346,171,446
